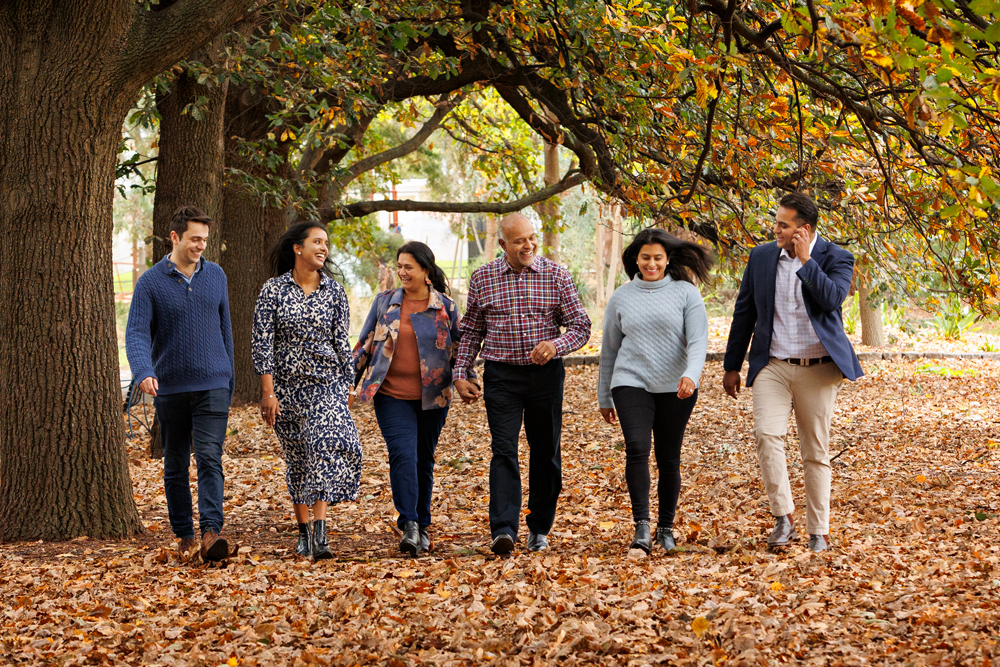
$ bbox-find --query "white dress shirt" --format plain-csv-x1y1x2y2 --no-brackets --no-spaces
769,233,829,360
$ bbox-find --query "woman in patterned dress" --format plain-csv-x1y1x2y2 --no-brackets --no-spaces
352,241,472,556
252,221,362,560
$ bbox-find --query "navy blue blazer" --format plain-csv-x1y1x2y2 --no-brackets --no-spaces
723,236,863,386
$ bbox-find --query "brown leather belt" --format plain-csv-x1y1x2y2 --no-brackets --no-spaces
783,356,832,367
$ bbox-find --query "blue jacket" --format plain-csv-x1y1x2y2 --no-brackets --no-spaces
352,287,474,410
723,237,863,386
126,255,235,398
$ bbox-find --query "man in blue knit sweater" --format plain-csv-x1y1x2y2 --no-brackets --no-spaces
126,206,235,562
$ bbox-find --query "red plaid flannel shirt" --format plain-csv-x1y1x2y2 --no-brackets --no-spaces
453,256,591,380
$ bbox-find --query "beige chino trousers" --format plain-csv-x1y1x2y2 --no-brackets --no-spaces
752,358,843,535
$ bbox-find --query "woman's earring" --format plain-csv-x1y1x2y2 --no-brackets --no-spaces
425,277,432,285
297,252,301,255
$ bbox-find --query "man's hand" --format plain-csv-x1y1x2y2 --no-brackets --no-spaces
139,377,158,397
677,377,695,400
260,394,281,427
599,407,617,424
723,370,742,399
792,227,812,264
530,340,557,365
454,378,482,403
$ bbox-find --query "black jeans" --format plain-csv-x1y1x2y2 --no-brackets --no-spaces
611,385,697,527
483,360,564,540
153,388,230,538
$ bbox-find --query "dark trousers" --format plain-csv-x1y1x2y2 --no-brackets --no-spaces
611,385,697,527
153,388,230,539
483,360,564,539
372,393,448,528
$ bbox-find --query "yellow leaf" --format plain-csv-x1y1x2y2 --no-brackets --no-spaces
599,521,615,530
435,584,452,599
229,658,239,667
916,474,927,483
691,616,710,637
939,115,954,138
397,569,415,579
280,129,289,142
770,581,785,592
695,75,708,109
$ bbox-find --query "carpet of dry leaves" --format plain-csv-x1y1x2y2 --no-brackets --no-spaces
4,358,1000,666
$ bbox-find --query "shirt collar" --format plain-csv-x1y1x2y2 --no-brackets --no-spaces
164,254,203,276
388,287,445,310
780,232,819,260
502,255,539,274
278,270,332,289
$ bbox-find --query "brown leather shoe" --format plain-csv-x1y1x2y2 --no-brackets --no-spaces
178,537,198,556
767,514,797,546
200,531,229,562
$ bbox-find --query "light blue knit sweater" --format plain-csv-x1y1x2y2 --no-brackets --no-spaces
598,274,709,408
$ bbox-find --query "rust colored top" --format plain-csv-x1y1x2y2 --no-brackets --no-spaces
378,296,429,400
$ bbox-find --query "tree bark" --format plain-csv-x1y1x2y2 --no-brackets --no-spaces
151,66,229,263
540,140,561,262
220,86,290,405
859,283,885,348
605,203,623,300
485,216,499,261
0,0,256,541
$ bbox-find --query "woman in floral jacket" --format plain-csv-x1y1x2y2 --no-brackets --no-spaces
352,241,475,555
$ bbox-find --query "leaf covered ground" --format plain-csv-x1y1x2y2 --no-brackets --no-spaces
4,359,1000,666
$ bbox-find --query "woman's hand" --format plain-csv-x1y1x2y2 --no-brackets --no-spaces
677,377,695,400
260,394,281,426
599,407,617,424
348,391,356,409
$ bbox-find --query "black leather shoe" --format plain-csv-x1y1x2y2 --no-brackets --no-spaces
808,534,829,553
527,531,549,552
295,522,311,557
311,520,333,561
630,521,652,554
418,526,431,553
399,521,420,555
491,533,515,555
656,526,676,552
767,514,797,547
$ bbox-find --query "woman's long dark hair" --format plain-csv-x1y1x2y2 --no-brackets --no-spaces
269,221,335,279
621,227,713,284
397,241,449,294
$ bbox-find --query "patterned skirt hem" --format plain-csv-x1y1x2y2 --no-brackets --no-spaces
287,490,359,506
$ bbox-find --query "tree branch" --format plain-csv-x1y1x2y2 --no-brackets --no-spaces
321,170,586,220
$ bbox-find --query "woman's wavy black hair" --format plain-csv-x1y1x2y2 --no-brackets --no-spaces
268,221,335,279
397,241,449,294
621,227,713,284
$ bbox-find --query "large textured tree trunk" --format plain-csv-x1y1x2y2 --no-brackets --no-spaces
859,283,885,348
0,0,256,542
540,140,561,262
151,67,229,263
221,86,289,405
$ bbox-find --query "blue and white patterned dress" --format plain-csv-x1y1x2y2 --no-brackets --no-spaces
251,272,362,505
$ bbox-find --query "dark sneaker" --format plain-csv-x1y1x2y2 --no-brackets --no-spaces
491,533,515,555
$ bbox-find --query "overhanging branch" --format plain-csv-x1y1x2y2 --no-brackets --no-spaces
321,170,586,220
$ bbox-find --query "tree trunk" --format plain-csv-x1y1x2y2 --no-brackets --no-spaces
151,66,228,263
485,216,499,260
594,214,607,306
858,283,885,347
605,203,623,299
541,140,561,262
220,86,289,405
0,12,143,542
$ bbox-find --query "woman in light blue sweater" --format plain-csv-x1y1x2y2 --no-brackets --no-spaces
598,228,713,554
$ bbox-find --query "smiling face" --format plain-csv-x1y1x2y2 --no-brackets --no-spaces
169,222,209,266
397,252,429,292
773,206,811,251
498,214,538,271
636,243,668,281
293,226,329,272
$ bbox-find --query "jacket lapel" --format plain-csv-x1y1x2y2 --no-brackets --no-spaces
761,243,780,332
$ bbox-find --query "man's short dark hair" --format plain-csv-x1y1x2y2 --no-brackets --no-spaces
169,206,213,239
778,192,818,229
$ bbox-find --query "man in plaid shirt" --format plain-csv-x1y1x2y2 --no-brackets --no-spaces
454,212,591,555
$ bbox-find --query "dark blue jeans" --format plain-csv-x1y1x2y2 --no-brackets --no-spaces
373,393,448,528
153,388,230,539
483,360,564,540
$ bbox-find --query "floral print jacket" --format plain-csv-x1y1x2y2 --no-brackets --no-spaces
352,287,476,410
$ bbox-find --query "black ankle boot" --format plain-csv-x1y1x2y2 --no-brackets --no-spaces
311,520,333,560
656,526,676,552
399,521,419,555
630,520,652,554
418,526,431,553
295,522,311,557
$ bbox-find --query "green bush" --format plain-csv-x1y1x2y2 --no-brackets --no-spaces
929,299,979,340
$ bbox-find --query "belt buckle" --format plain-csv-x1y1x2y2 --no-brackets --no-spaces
801,358,814,367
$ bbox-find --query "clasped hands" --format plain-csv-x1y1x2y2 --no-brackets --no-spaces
454,341,558,404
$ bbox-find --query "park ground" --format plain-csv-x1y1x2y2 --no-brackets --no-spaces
3,356,1000,666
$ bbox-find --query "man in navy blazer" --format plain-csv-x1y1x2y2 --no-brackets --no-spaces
723,193,862,553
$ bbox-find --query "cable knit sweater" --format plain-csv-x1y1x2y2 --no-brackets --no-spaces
598,274,709,408
126,255,234,397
